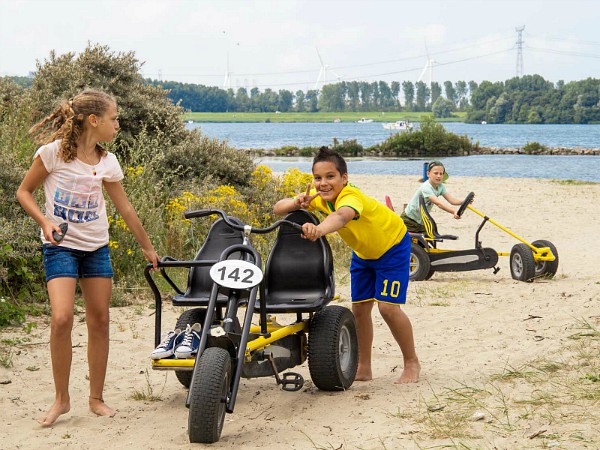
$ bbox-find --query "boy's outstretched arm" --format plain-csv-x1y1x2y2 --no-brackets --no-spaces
302,206,355,241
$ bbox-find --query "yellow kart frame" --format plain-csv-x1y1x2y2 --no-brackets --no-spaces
388,192,558,282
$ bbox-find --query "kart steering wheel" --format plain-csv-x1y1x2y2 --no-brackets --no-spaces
456,192,475,217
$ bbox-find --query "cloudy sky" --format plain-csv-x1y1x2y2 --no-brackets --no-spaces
1,0,599,90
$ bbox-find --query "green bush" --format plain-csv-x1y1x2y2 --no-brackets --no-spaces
28,43,187,158
333,138,364,156
377,115,472,156
522,141,547,154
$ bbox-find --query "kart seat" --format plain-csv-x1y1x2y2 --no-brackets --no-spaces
172,217,247,306
257,210,334,313
419,194,458,241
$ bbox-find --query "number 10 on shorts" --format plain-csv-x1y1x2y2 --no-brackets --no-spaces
380,279,402,298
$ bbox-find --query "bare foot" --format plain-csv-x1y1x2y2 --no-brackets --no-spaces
394,359,421,384
89,397,116,418
38,399,70,427
354,364,372,381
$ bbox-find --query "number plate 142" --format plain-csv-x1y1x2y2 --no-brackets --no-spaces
209,260,263,289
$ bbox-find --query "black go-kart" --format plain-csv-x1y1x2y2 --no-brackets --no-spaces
144,209,358,443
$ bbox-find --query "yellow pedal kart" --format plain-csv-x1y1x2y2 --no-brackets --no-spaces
144,209,358,443
386,192,558,282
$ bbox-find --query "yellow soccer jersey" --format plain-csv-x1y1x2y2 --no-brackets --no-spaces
308,183,407,260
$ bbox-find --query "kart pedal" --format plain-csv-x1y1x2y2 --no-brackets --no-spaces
280,372,304,391
493,266,500,274
266,353,304,391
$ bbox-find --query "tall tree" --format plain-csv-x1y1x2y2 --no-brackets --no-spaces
295,89,306,112
444,81,457,107
415,81,430,111
391,81,401,109
305,89,319,112
430,82,442,107
402,81,414,111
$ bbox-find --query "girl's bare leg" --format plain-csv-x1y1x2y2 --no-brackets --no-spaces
378,303,420,383
80,277,116,417
352,301,375,381
39,278,77,427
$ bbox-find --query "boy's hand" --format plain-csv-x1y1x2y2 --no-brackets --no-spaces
295,183,320,208
301,222,323,241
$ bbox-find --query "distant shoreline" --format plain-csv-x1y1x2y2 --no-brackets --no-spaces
241,146,600,157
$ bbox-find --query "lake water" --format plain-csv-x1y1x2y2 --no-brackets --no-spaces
186,122,600,182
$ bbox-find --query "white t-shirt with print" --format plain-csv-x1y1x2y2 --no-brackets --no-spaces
35,140,124,251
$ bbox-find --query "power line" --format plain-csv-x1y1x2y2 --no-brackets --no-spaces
527,46,600,59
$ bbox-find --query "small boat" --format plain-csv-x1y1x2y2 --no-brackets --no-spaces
187,120,193,124
481,121,487,125
356,118,373,124
383,120,412,131
333,118,341,123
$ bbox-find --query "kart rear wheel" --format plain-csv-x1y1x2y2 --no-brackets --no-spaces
188,347,231,444
532,239,559,279
308,306,358,391
174,308,207,388
510,243,535,282
409,244,431,281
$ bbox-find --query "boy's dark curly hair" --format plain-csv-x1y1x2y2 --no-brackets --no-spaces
312,146,348,175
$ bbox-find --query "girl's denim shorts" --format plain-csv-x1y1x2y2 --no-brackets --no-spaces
42,244,114,282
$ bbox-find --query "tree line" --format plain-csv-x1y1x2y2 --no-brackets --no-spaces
11,73,600,124
147,75,600,124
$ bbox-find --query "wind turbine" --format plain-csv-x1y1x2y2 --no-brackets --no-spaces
314,47,342,90
417,42,436,86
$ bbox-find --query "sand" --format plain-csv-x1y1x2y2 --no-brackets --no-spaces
1,174,599,449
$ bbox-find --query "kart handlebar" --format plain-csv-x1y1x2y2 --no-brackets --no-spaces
184,208,304,234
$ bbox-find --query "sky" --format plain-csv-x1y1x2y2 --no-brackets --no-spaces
1,0,599,91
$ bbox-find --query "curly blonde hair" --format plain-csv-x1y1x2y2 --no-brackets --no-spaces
29,88,116,162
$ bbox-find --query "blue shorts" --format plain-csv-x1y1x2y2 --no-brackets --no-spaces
42,244,114,282
350,232,410,305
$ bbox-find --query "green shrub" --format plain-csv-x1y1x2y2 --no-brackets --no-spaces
522,141,547,154
377,115,472,156
333,139,364,156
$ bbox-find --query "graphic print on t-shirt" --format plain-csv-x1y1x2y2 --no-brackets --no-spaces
52,174,101,224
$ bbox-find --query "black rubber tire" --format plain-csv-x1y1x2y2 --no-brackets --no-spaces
308,306,358,391
456,192,475,217
188,347,232,444
409,244,431,281
531,239,559,279
174,308,207,388
424,268,435,280
510,243,536,282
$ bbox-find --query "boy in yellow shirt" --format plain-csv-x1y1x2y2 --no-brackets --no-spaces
274,147,420,383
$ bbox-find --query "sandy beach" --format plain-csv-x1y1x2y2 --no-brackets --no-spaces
1,174,599,449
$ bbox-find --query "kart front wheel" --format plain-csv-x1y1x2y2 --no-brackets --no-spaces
510,243,535,282
532,239,559,279
308,306,358,391
409,244,431,281
188,347,232,444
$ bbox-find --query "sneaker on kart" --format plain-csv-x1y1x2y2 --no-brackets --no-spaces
174,323,202,358
151,328,183,360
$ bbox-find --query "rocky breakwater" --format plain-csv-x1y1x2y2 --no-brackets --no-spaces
475,147,600,156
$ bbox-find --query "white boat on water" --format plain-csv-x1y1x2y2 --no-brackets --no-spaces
383,120,412,131
356,118,373,124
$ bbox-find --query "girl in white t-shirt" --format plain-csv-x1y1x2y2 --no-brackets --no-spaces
16,88,159,427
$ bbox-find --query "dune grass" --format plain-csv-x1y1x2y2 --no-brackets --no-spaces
394,316,600,448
